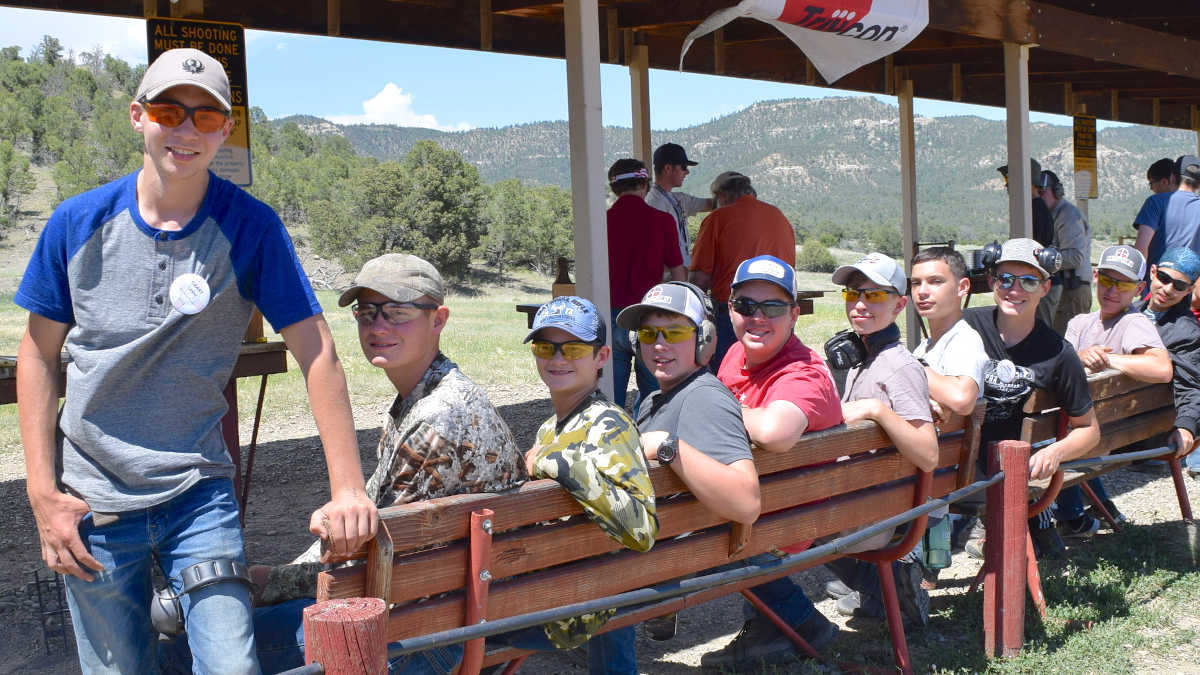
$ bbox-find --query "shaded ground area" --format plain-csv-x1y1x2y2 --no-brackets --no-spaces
0,389,1197,673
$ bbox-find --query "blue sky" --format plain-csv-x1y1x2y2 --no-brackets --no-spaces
0,5,1094,132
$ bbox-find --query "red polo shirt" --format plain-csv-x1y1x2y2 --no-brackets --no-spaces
607,194,683,308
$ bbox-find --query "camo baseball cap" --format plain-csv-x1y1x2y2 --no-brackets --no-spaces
137,48,232,112
338,253,444,306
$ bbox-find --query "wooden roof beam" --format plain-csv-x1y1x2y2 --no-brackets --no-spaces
1032,2,1200,80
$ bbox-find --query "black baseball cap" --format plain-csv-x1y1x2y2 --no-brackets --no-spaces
653,143,697,167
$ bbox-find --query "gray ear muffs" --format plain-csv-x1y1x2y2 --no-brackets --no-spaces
664,281,717,367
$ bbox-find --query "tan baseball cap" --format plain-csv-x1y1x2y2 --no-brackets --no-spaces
136,48,232,111
338,254,445,306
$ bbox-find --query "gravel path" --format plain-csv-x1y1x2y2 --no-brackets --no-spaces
0,384,1197,673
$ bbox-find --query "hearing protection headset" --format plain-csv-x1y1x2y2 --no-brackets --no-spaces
977,240,1062,277
632,281,718,368
1037,170,1065,199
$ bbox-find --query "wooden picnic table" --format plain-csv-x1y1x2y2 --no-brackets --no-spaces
516,290,826,329
1,341,288,513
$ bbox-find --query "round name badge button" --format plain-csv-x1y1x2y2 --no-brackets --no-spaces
169,273,211,315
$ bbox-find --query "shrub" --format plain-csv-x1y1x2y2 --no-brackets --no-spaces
798,240,837,273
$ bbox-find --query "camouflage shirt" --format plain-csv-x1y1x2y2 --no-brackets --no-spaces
526,390,658,649
258,353,526,604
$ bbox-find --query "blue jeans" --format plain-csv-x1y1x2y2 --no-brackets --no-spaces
709,304,737,374
67,478,259,675
1054,478,1112,521
162,597,463,674
1186,446,1200,472
491,622,637,675
610,308,658,408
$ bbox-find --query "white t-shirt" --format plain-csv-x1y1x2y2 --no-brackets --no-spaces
913,317,988,396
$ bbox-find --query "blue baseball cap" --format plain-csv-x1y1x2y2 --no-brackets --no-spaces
731,255,796,299
524,296,606,344
1158,247,1200,282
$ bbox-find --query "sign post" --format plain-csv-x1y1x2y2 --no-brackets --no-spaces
1073,115,1097,219
146,17,252,186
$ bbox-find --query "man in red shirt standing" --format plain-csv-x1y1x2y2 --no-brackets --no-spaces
607,158,686,407
690,173,796,372
701,254,843,670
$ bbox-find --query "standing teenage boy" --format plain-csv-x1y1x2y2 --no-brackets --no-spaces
700,255,842,670
16,48,375,673
606,158,685,407
1133,247,1200,479
963,239,1100,558
1055,246,1171,536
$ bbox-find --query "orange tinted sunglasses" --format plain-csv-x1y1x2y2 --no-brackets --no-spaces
141,99,230,133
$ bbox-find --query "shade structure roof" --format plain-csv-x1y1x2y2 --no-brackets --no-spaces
5,1,1200,129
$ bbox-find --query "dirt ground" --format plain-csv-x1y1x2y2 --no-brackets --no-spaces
1,385,1198,674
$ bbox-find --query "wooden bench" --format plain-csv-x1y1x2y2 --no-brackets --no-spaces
973,370,1193,619
307,409,987,675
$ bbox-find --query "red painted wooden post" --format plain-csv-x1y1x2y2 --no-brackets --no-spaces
1167,457,1194,521
983,439,1030,658
875,561,913,674
303,597,388,674
461,508,495,675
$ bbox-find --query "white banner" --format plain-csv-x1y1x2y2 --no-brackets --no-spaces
681,0,929,84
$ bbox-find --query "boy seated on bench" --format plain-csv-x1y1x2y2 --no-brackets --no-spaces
609,282,763,670
822,252,940,627
1133,247,1200,479
1056,245,1171,537
486,296,659,673
963,238,1100,560
701,255,843,670
163,253,530,674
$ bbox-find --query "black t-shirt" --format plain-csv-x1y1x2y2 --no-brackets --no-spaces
963,307,1093,469
1033,197,1054,248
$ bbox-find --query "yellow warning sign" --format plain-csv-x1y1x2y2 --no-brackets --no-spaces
1073,115,1097,199
146,17,252,186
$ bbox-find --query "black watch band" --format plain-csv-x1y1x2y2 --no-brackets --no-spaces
658,434,679,465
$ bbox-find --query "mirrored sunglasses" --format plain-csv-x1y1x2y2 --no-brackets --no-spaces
730,297,794,318
352,301,437,326
992,272,1043,293
530,339,597,360
141,99,230,133
636,325,696,345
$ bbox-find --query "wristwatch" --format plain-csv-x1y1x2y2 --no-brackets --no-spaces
657,434,680,465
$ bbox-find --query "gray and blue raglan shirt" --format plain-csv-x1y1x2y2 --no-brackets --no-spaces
15,170,321,512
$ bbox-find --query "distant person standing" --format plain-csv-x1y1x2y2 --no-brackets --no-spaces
645,143,714,268
606,158,686,408
690,172,796,371
1132,157,1184,282
1133,157,1200,280
1037,169,1092,333
997,158,1054,248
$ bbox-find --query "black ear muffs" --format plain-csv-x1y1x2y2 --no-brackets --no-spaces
977,239,1061,277
1038,170,1065,199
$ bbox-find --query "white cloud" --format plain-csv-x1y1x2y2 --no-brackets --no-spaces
0,7,147,64
275,42,287,50
327,83,471,131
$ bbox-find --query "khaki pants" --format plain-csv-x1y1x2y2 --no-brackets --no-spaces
1053,282,1092,334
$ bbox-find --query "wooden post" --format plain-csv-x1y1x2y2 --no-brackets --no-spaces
169,0,203,18
630,43,651,164
606,7,619,64
564,0,614,399
303,598,388,675
327,0,340,36
461,509,495,675
952,63,963,102
1003,42,1033,239
143,0,157,18
713,28,725,75
480,0,493,51
983,439,1030,658
897,75,918,340
897,77,919,348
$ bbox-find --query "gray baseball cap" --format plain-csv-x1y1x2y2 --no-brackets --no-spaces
338,253,445,306
137,48,232,111
996,238,1058,278
832,252,907,294
616,283,708,330
1096,245,1145,282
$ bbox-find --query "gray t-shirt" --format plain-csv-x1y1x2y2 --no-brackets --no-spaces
637,368,752,465
843,341,933,423
1065,308,1166,355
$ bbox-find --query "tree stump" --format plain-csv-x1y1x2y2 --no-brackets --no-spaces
303,597,388,674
